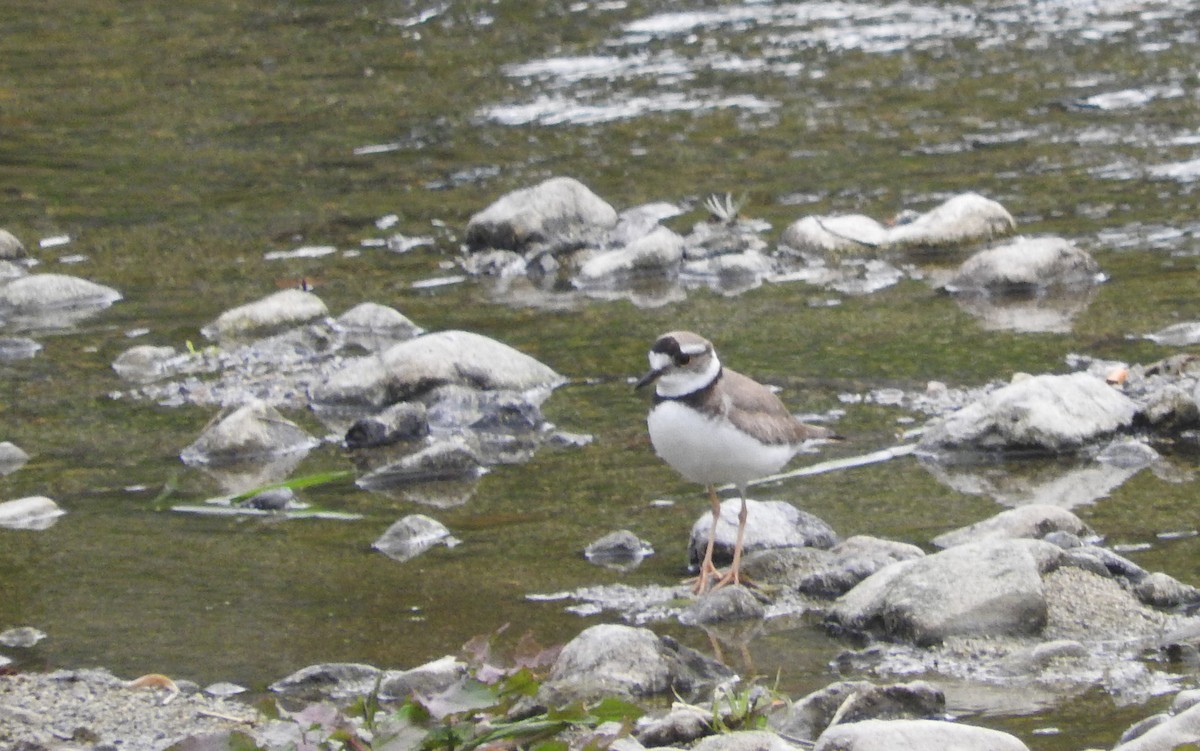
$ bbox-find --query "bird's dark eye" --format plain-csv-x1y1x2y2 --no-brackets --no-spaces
676,354,691,365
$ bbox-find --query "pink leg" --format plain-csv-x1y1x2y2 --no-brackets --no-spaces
693,485,722,594
716,492,750,589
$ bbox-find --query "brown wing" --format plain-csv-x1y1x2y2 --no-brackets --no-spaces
717,368,839,446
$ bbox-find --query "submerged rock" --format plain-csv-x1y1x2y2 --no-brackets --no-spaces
179,400,319,466
0,496,66,530
268,663,382,701
372,514,461,563
465,176,618,254
356,438,486,488
687,499,837,571
584,530,654,569
918,373,1137,455
200,289,329,341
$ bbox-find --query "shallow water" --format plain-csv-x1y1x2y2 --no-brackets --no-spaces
2,0,1200,746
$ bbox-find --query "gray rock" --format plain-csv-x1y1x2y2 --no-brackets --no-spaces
1139,384,1200,433
781,214,890,256
0,441,30,474
944,236,1101,293
826,681,945,726
774,681,874,742
466,176,617,253
608,202,684,247
814,718,1029,751
802,536,927,597
1096,438,1161,469
690,730,800,751
0,273,121,310
200,289,328,341
743,537,924,598
679,585,765,625
268,662,382,701
574,225,684,283
239,487,297,511
0,626,47,648
688,499,838,571
1113,701,1200,751
314,330,564,408
887,192,1016,250
932,504,1092,549
918,373,1138,454
179,400,319,466
372,514,461,563
830,539,1057,645
1134,571,1200,608
1066,545,1148,582
356,438,485,488
584,530,654,567
378,656,467,701
1145,321,1200,346
335,302,423,338
538,624,733,704
0,336,41,360
634,704,712,747
112,344,180,383
0,228,26,259
344,402,429,449
0,496,65,530
781,193,1014,257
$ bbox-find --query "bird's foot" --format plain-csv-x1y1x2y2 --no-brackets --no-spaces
688,559,723,594
685,565,757,595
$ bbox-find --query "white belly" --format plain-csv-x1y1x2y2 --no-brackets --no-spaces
647,401,797,488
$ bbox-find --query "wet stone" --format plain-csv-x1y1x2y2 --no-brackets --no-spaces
372,514,461,563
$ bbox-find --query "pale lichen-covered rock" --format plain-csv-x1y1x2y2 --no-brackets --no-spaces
313,330,564,408
918,373,1137,454
200,289,328,340
0,273,121,310
944,236,1102,293
465,176,618,253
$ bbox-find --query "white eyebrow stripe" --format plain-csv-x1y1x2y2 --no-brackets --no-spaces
680,343,709,356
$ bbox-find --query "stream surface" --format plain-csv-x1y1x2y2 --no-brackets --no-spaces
2,1,1200,747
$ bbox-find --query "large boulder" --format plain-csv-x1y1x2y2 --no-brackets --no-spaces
465,177,618,253
918,373,1137,454
829,539,1059,645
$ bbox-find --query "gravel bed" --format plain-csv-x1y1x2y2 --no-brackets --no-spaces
0,669,259,751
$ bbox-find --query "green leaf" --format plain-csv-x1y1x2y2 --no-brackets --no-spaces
226,470,353,504
589,696,643,724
